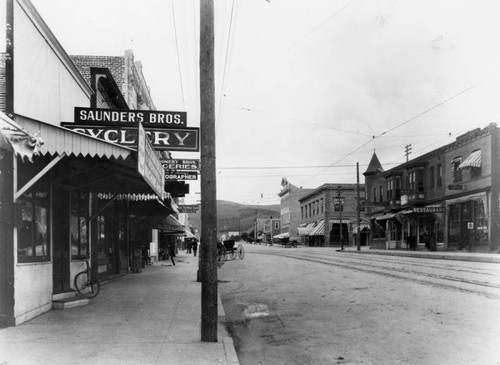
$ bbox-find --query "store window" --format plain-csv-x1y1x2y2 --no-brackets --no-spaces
16,180,50,263
451,157,462,183
429,166,435,189
388,220,402,241
71,191,89,259
437,164,443,188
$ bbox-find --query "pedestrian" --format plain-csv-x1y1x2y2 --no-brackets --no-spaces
192,240,198,257
187,239,192,254
141,244,150,268
167,243,176,266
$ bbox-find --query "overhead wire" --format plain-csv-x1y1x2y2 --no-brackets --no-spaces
298,78,489,186
170,0,186,110
216,0,238,132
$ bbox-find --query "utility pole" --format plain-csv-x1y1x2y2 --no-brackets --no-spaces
356,162,361,251
200,0,218,342
337,186,344,250
405,144,412,162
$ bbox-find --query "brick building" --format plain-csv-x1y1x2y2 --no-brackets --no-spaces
277,177,312,243
70,50,155,110
364,123,500,252
298,183,368,247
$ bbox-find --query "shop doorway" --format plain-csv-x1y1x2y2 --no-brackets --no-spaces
52,187,71,293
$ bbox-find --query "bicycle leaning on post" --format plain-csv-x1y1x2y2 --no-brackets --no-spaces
74,258,101,298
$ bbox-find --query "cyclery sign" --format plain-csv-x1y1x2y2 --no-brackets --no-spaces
75,107,187,127
62,124,199,152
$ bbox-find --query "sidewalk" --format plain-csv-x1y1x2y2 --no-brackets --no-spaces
0,253,239,365
339,245,500,264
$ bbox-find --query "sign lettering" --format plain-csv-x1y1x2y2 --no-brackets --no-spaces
178,205,199,213
164,171,198,181
162,159,200,171
61,123,200,151
75,107,187,127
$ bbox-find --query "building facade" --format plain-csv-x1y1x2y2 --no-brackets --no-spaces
277,177,312,243
364,123,499,252
0,0,181,327
298,183,368,247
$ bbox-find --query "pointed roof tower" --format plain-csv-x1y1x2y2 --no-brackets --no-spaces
363,152,384,176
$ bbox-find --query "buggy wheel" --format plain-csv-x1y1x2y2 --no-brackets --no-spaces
229,250,238,260
237,244,245,259
218,246,227,261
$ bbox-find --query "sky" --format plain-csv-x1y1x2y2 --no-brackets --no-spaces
23,0,500,205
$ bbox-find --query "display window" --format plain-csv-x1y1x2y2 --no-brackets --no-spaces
70,191,89,259
16,179,50,263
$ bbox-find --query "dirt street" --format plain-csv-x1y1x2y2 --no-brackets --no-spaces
218,243,500,365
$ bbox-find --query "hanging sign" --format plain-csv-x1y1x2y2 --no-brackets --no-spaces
162,159,200,171
178,205,199,213
74,107,187,127
61,123,200,151
164,171,198,181
137,123,165,198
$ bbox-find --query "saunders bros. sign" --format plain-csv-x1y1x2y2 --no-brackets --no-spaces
75,107,187,127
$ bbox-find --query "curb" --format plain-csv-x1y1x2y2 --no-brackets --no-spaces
218,292,240,365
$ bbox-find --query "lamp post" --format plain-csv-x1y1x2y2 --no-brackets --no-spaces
337,186,344,250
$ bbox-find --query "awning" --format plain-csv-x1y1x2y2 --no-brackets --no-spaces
16,114,134,160
310,220,325,236
459,149,481,169
297,222,317,235
375,213,395,221
0,111,43,161
330,219,351,224
273,232,289,239
146,215,185,233
14,115,167,201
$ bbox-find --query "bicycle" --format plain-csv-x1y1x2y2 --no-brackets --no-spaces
74,258,101,298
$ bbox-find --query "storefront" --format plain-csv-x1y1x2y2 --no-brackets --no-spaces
446,192,489,251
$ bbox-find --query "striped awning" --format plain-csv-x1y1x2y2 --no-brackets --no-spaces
297,222,317,235
459,150,481,169
310,220,325,236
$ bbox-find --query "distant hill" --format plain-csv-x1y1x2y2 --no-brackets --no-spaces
187,200,280,234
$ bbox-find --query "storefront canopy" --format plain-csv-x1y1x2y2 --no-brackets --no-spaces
0,111,43,161
297,222,317,235
273,232,289,239
459,149,481,169
310,220,325,236
13,115,167,202
146,215,185,234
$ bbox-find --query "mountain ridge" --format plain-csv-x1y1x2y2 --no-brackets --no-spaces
187,200,280,234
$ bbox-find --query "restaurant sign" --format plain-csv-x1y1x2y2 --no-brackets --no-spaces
412,207,445,213
137,123,165,198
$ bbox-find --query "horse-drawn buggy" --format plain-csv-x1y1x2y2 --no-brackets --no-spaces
217,239,245,261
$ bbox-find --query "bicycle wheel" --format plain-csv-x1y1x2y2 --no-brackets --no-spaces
74,271,101,298
237,244,245,259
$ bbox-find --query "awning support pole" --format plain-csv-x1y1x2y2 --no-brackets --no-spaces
14,154,65,202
